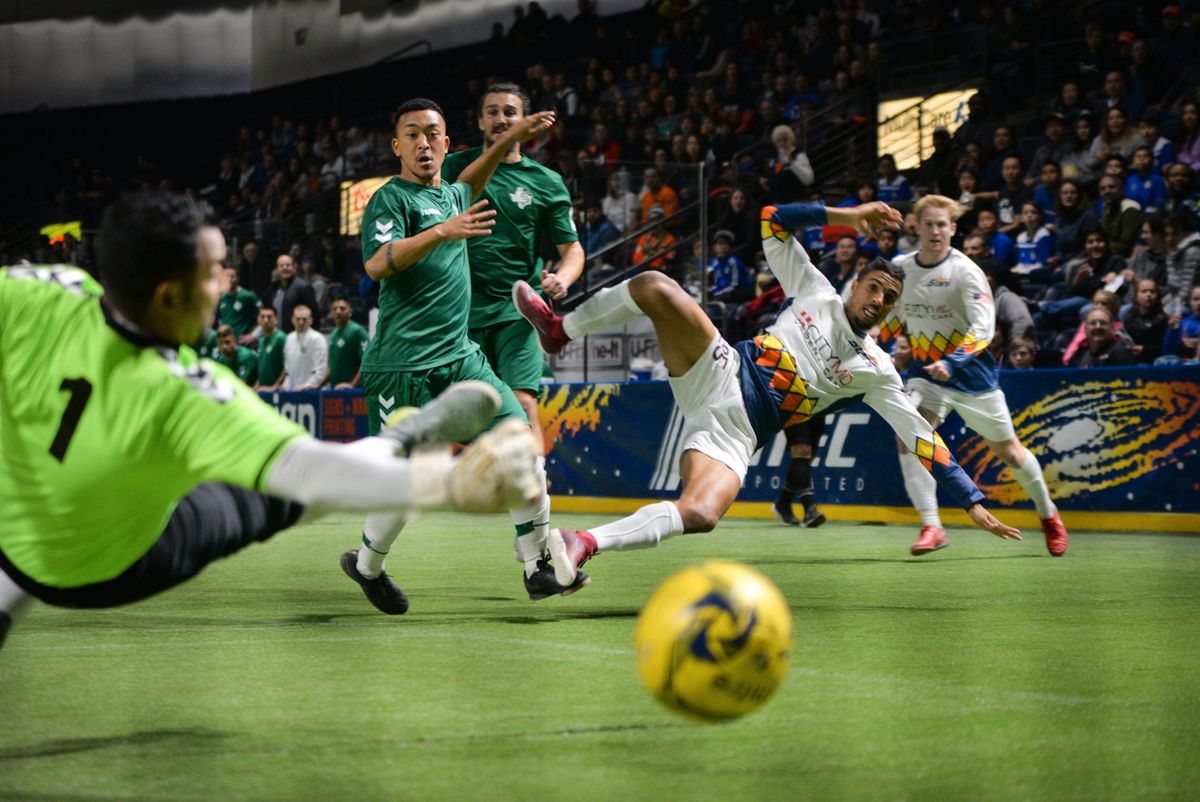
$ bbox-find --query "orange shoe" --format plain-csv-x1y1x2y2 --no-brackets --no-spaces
910,525,948,556
1041,513,1069,557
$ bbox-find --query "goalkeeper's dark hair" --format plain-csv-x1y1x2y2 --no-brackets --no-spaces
390,98,446,130
858,256,906,285
97,189,205,314
479,82,531,116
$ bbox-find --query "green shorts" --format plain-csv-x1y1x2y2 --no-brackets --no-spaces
361,349,526,436
468,318,546,398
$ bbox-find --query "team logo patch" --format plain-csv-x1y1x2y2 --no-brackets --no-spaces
510,186,534,209
926,275,951,287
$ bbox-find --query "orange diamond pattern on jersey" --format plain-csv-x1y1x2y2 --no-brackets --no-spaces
908,329,991,362
759,205,789,241
753,334,817,426
877,316,904,344
913,432,952,471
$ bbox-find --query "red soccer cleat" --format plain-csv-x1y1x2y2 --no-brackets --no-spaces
1041,513,1069,557
910,525,948,556
547,528,598,587
512,280,571,355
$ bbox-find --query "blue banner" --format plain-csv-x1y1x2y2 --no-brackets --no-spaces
254,368,1200,516
538,366,1200,515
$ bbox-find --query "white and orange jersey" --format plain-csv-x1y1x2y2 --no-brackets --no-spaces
881,248,998,394
748,205,983,509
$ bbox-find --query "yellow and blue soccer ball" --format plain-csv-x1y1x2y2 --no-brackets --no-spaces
634,561,793,722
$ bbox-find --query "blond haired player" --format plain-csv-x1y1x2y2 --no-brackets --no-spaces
882,195,1068,556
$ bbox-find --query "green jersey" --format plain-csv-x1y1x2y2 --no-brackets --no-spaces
217,288,260,336
442,147,578,326
328,321,369,386
197,329,218,360
0,266,305,588
257,329,287,387
216,344,259,385
360,177,478,371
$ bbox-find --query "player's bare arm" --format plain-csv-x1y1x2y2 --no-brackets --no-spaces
967,504,1022,539
542,240,585,299
825,202,904,241
458,111,556,200
364,200,497,281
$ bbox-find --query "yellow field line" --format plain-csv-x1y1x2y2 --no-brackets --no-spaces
550,497,1200,533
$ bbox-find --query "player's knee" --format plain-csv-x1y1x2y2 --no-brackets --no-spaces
991,439,1025,466
630,271,683,310
790,444,813,460
679,502,722,533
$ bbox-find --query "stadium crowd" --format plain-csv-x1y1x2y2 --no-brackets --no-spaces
5,0,1200,374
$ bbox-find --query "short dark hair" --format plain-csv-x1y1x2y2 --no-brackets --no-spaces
97,190,204,314
216,324,235,339
390,98,446,130
479,82,531,116
859,256,906,285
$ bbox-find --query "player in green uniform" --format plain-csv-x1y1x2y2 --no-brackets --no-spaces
442,83,586,596
254,306,287,390
217,266,261,342
326,295,369,389
214,323,259,384
346,96,586,612
0,190,544,649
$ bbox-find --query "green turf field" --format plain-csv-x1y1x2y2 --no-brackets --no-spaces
2,512,1197,801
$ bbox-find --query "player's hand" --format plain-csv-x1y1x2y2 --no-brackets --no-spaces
852,202,903,241
335,382,355,390
238,333,256,345
438,199,496,241
967,503,1022,540
542,270,569,299
510,111,556,143
923,360,951,381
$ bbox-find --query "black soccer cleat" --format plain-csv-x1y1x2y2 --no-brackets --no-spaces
773,496,800,526
524,557,590,601
341,549,409,615
801,504,827,528
0,612,11,650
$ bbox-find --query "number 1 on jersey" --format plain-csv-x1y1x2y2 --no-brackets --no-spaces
50,377,92,462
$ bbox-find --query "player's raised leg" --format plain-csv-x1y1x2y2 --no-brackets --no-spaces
548,449,743,586
514,270,718,376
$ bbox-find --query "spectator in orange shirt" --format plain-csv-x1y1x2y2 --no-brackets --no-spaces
634,205,678,272
639,166,680,223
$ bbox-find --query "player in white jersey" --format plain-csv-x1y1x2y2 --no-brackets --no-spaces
512,201,1021,586
880,194,1068,557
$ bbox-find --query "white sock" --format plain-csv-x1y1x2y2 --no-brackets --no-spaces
0,566,33,622
899,454,942,527
591,501,683,551
358,512,408,578
512,458,550,577
1011,448,1057,519
562,281,643,340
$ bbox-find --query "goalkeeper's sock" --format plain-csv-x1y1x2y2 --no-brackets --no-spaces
590,501,683,551
562,281,644,340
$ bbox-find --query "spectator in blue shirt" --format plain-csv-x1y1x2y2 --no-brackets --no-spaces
875,154,912,203
1137,114,1175,172
974,206,1015,266
1160,284,1200,361
583,203,621,255
706,229,755,303
1014,201,1056,283
1032,160,1061,225
1123,145,1167,214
